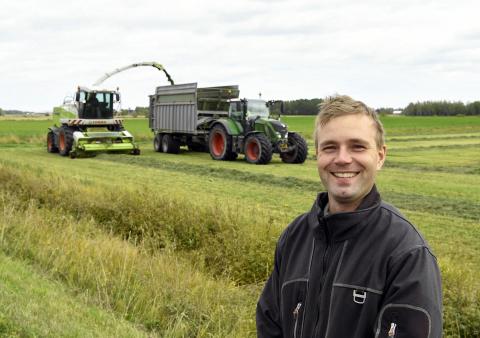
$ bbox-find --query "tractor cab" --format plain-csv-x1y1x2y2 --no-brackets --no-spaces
75,87,120,119
229,99,269,121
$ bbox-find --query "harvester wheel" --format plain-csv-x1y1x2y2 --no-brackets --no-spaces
153,133,163,152
47,131,59,153
161,134,180,154
209,125,236,161
280,132,308,164
58,127,74,157
244,134,272,165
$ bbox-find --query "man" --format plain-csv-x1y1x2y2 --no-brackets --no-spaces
256,95,442,338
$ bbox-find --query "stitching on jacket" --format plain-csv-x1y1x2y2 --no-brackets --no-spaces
374,303,432,338
390,245,430,267
324,241,349,338
332,283,383,295
281,278,309,294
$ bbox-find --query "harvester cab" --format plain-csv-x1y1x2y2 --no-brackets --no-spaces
47,86,140,158
76,88,119,120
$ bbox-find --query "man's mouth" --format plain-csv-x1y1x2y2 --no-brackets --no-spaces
331,172,359,178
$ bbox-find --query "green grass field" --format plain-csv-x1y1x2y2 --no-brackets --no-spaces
0,115,479,337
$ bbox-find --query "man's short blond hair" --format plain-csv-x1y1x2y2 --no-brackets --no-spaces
314,95,385,149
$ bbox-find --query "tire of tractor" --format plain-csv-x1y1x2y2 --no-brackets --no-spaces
58,127,74,157
161,134,180,154
244,134,272,165
280,132,308,164
208,125,236,161
153,133,163,152
47,131,59,153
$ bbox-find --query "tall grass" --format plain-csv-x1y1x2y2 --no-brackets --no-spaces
0,191,257,337
0,160,479,336
0,163,281,285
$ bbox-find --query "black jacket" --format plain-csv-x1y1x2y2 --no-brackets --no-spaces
257,186,442,338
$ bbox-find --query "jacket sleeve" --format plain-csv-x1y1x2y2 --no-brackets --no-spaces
256,231,287,338
375,246,443,338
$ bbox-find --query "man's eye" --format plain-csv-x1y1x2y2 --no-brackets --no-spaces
352,144,366,151
322,146,336,152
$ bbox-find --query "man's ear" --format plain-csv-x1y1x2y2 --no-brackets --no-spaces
377,145,387,170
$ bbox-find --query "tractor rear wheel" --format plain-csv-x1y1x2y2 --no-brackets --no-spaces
58,127,74,157
209,125,236,161
47,131,59,153
153,133,163,152
244,134,272,164
280,132,308,164
161,134,180,154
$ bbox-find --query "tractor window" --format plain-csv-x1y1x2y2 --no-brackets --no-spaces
246,100,269,118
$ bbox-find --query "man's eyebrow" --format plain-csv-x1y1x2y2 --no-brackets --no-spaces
318,140,337,147
348,138,370,144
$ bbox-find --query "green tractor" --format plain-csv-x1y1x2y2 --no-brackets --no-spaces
220,98,308,164
47,86,140,158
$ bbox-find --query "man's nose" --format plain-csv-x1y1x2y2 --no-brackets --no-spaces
334,146,353,164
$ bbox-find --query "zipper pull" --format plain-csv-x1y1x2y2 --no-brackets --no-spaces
388,322,397,337
293,302,302,319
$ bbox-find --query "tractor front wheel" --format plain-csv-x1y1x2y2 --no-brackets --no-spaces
280,133,308,164
58,127,74,157
244,134,272,164
47,131,59,153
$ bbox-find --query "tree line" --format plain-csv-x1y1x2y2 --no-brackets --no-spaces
403,101,480,116
4,99,480,117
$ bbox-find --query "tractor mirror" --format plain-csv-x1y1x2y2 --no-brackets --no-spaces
75,92,80,102
115,93,120,102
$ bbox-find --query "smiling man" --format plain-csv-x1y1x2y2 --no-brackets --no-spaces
257,95,442,338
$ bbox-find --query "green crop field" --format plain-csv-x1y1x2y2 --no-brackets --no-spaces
0,115,479,337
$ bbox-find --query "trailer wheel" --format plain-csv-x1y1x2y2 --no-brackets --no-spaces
162,134,180,154
244,134,272,164
58,127,74,157
153,133,163,152
280,133,308,164
47,131,59,153
209,125,235,161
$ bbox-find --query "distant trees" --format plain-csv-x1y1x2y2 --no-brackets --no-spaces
375,107,395,115
283,98,323,115
0,108,3,116
118,107,149,117
403,101,480,116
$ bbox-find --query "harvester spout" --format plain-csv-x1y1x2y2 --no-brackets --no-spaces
93,62,174,86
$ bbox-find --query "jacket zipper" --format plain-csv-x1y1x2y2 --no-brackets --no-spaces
293,302,302,338
314,226,330,337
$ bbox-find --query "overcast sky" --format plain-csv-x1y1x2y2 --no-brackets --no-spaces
1,0,480,112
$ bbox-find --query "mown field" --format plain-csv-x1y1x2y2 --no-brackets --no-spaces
0,115,479,337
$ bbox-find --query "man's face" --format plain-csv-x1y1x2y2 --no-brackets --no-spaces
316,114,386,213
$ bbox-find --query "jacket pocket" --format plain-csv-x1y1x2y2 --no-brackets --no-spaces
327,283,383,337
281,278,308,338
374,304,431,338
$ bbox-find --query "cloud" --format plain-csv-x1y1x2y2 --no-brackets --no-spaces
1,0,480,111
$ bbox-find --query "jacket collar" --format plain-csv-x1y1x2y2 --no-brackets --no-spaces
308,185,382,242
